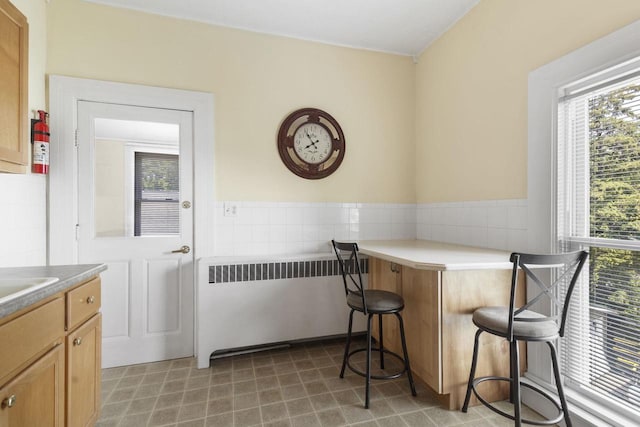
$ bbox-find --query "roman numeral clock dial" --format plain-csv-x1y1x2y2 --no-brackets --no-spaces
277,108,345,179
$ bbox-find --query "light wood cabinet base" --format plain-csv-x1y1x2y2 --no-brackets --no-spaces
368,258,525,410
0,275,102,427
0,344,65,426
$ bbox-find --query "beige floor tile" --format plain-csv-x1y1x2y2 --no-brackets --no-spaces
316,408,348,426
261,401,289,423
207,396,233,415
290,413,321,427
234,407,262,426
100,338,552,427
285,397,314,417
205,412,233,427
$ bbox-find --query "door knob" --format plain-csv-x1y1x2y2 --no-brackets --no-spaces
171,245,190,254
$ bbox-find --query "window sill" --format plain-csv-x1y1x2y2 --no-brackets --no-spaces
522,373,637,427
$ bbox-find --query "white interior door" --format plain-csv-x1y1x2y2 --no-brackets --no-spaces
77,101,194,368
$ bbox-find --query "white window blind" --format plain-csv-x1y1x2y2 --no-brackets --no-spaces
557,69,640,418
134,152,180,236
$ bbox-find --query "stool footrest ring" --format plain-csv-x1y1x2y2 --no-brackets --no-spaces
470,376,564,426
346,347,407,380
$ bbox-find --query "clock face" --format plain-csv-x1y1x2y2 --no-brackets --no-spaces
277,108,345,180
293,123,332,164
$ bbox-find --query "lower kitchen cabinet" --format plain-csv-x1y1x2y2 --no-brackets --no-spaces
0,344,65,427
66,313,101,427
0,275,102,427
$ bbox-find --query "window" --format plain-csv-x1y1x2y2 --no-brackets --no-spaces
134,151,180,236
557,65,640,418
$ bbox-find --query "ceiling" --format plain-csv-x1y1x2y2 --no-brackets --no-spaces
83,0,479,56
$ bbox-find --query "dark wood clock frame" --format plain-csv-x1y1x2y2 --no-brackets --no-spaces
277,108,345,180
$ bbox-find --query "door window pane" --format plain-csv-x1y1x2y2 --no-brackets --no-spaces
134,152,180,236
93,118,180,238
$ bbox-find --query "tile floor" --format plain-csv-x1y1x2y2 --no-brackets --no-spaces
98,338,553,427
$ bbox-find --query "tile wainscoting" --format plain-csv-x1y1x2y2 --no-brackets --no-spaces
0,174,47,267
213,202,416,256
417,199,528,252
212,199,528,257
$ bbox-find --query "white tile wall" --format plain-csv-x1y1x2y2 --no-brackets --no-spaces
416,199,528,252
0,174,47,267
213,202,416,256
212,198,529,257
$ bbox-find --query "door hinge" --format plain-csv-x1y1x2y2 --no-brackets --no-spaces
74,129,79,147
75,224,79,240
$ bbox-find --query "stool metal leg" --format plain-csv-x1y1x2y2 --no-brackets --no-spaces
510,340,518,404
365,313,374,409
462,329,483,412
396,313,417,396
511,340,522,427
379,314,385,369
548,341,572,427
340,309,355,378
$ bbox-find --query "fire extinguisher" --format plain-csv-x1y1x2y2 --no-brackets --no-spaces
31,110,50,174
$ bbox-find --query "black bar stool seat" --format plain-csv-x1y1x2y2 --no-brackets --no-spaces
347,290,404,313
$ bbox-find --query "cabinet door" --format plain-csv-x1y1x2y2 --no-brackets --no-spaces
0,344,65,427
369,258,402,354
401,267,442,392
66,313,101,427
0,0,29,173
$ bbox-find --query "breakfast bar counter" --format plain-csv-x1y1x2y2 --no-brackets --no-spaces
357,240,524,410
358,239,515,271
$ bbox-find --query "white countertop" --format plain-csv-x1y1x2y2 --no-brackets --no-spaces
358,240,513,271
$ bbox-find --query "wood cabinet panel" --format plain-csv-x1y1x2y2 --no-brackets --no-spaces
66,277,101,331
401,267,441,393
0,344,65,427
0,0,28,173
368,258,402,354
66,313,101,427
367,256,526,410
0,298,64,384
440,269,526,409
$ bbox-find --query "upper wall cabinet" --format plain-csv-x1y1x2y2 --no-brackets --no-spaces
0,0,28,174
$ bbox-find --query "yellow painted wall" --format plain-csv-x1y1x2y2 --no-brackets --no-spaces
46,0,416,203
415,0,640,203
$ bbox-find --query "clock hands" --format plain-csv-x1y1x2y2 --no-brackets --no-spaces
304,128,319,150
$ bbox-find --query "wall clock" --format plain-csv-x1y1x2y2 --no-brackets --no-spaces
277,108,345,179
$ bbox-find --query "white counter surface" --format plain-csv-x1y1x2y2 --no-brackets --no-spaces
358,240,513,271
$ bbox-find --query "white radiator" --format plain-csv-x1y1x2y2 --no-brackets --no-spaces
195,254,368,369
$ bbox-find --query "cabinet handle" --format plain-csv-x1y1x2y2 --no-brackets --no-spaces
1,394,16,409
390,262,401,273
73,337,83,346
86,296,95,304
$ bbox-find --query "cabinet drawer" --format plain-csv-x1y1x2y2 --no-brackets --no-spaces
66,277,101,331
0,298,64,384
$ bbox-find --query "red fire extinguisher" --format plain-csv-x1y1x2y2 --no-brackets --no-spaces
32,110,50,174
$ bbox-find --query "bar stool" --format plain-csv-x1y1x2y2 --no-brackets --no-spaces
461,251,588,426
331,240,417,409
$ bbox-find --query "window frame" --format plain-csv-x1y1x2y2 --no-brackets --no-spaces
527,19,640,427
556,70,640,421
123,142,179,237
